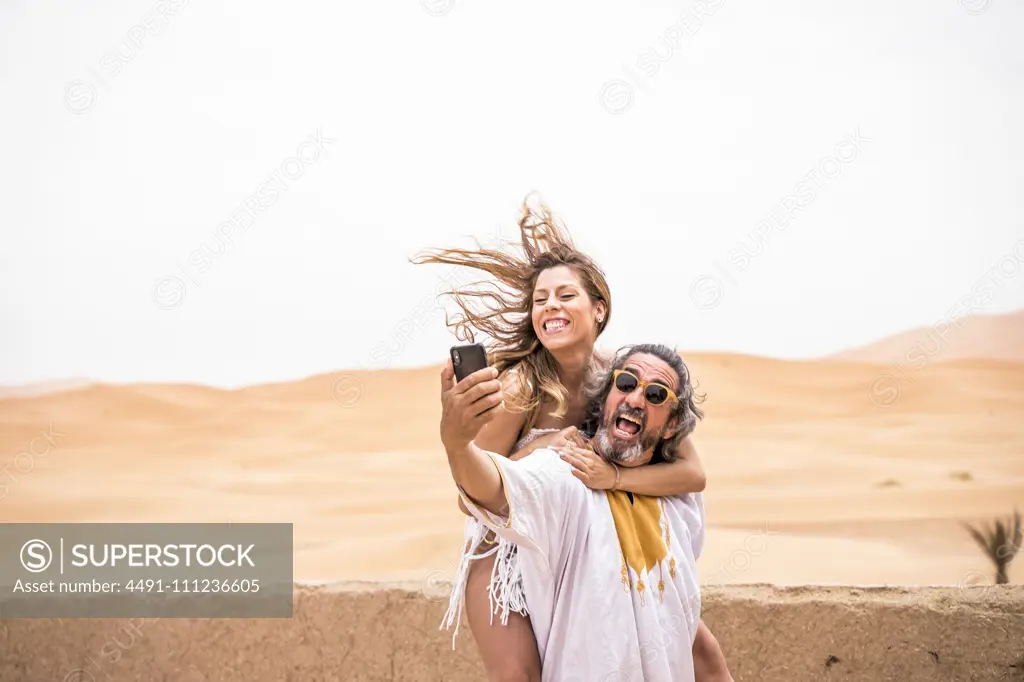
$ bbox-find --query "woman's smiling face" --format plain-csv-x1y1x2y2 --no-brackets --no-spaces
531,265,605,352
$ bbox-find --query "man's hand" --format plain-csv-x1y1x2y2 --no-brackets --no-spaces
439,359,504,456
557,440,618,490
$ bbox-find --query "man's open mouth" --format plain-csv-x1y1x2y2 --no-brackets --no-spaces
613,414,642,439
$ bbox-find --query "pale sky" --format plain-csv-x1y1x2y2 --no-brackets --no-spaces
2,0,1022,388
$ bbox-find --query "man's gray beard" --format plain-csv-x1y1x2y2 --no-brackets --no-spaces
594,425,663,465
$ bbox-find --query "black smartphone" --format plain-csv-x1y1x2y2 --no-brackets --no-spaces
450,343,489,383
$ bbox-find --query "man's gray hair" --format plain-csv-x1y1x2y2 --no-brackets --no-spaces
581,343,705,463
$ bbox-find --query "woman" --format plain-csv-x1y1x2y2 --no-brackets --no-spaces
413,195,732,682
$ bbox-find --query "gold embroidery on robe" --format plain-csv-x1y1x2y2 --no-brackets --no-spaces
606,490,673,603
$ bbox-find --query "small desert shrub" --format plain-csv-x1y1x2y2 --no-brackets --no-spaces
963,508,1023,585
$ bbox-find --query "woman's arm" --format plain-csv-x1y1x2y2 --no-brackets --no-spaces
617,436,706,495
558,435,706,496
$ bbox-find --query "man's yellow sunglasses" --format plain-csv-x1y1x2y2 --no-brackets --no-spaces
612,369,679,406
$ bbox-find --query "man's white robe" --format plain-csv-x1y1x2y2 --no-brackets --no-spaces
461,448,705,682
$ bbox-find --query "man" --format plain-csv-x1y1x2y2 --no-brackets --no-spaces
440,343,713,681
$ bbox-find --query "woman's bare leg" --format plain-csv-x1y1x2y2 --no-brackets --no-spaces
464,550,542,682
693,619,733,682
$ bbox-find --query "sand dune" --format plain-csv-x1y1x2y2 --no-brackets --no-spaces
0,378,94,400
1,342,1022,589
834,309,1024,364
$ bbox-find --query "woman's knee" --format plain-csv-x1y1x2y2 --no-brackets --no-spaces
693,622,733,682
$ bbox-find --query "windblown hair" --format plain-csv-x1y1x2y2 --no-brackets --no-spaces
410,194,612,432
581,343,706,463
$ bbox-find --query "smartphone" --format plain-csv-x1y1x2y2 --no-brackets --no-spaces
450,343,489,383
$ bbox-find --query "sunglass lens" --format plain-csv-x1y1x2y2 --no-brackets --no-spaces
645,385,668,405
615,373,638,394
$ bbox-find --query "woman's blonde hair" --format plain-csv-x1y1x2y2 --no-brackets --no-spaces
411,195,612,432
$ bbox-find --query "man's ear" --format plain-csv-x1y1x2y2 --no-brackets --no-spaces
663,414,682,440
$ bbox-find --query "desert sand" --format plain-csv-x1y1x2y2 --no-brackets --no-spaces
1,317,1022,591
834,309,1024,364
